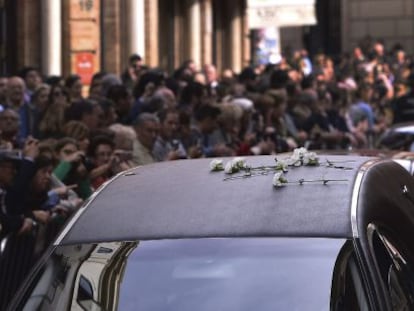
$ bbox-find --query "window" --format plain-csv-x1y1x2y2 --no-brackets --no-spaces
77,275,103,311
370,225,414,310
330,242,370,311
16,238,345,311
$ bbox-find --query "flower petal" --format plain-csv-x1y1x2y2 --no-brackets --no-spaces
272,171,287,187
224,161,234,174
210,159,224,171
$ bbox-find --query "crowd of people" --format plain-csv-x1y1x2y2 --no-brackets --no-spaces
1,37,414,238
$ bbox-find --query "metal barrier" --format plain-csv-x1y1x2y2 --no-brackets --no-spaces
0,226,39,310
0,214,68,310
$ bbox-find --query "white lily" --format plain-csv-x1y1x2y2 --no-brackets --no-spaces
210,159,224,171
287,154,302,167
224,160,236,174
275,159,288,172
232,157,247,170
272,171,288,187
303,152,319,166
293,147,308,159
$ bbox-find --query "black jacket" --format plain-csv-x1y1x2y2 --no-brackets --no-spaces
0,159,37,234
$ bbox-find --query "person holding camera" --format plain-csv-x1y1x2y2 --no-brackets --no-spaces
153,109,187,161
87,135,133,189
53,137,92,200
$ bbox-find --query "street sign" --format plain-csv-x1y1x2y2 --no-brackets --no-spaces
248,0,316,29
69,0,100,86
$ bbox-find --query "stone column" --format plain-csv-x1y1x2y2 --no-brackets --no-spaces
213,1,224,72
241,0,250,68
201,0,213,67
187,0,201,68
145,0,158,67
229,3,242,73
41,0,61,75
340,0,350,54
15,0,40,70
102,0,121,74
173,1,184,68
125,0,145,59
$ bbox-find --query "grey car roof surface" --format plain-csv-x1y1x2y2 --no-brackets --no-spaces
60,155,375,245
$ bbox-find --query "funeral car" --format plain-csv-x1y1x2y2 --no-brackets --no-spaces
377,121,414,151
7,150,414,310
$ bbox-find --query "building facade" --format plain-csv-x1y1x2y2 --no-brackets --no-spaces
0,0,249,82
0,0,414,82
341,0,414,54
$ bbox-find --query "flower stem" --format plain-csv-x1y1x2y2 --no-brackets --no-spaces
325,159,356,170
223,171,269,181
288,179,348,185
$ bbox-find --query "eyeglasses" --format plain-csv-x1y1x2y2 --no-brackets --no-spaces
53,91,64,97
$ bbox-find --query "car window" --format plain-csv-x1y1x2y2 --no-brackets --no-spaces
378,131,414,150
330,242,370,311
77,275,102,311
371,227,414,310
16,238,346,311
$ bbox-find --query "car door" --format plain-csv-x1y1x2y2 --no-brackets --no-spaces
367,224,414,310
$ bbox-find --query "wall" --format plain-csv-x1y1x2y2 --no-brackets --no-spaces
342,0,414,53
280,27,304,53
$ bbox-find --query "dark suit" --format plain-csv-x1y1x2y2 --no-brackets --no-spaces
392,91,414,123
0,159,36,235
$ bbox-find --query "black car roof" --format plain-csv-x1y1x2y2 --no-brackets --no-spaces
57,154,400,245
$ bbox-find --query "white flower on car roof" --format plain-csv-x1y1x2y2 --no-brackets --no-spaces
285,153,301,167
303,151,319,166
224,161,236,174
232,157,247,169
274,159,288,172
216,149,345,187
225,157,247,174
210,159,224,171
293,147,308,159
286,147,319,167
272,171,288,187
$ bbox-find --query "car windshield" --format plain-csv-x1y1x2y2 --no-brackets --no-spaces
19,238,345,311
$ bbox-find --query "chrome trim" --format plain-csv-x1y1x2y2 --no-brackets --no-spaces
350,160,377,238
402,185,409,195
54,167,138,246
0,235,9,254
392,159,414,175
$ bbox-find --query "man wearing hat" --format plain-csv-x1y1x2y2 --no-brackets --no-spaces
0,138,38,236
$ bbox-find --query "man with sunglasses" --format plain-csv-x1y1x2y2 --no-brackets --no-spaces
121,53,144,92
